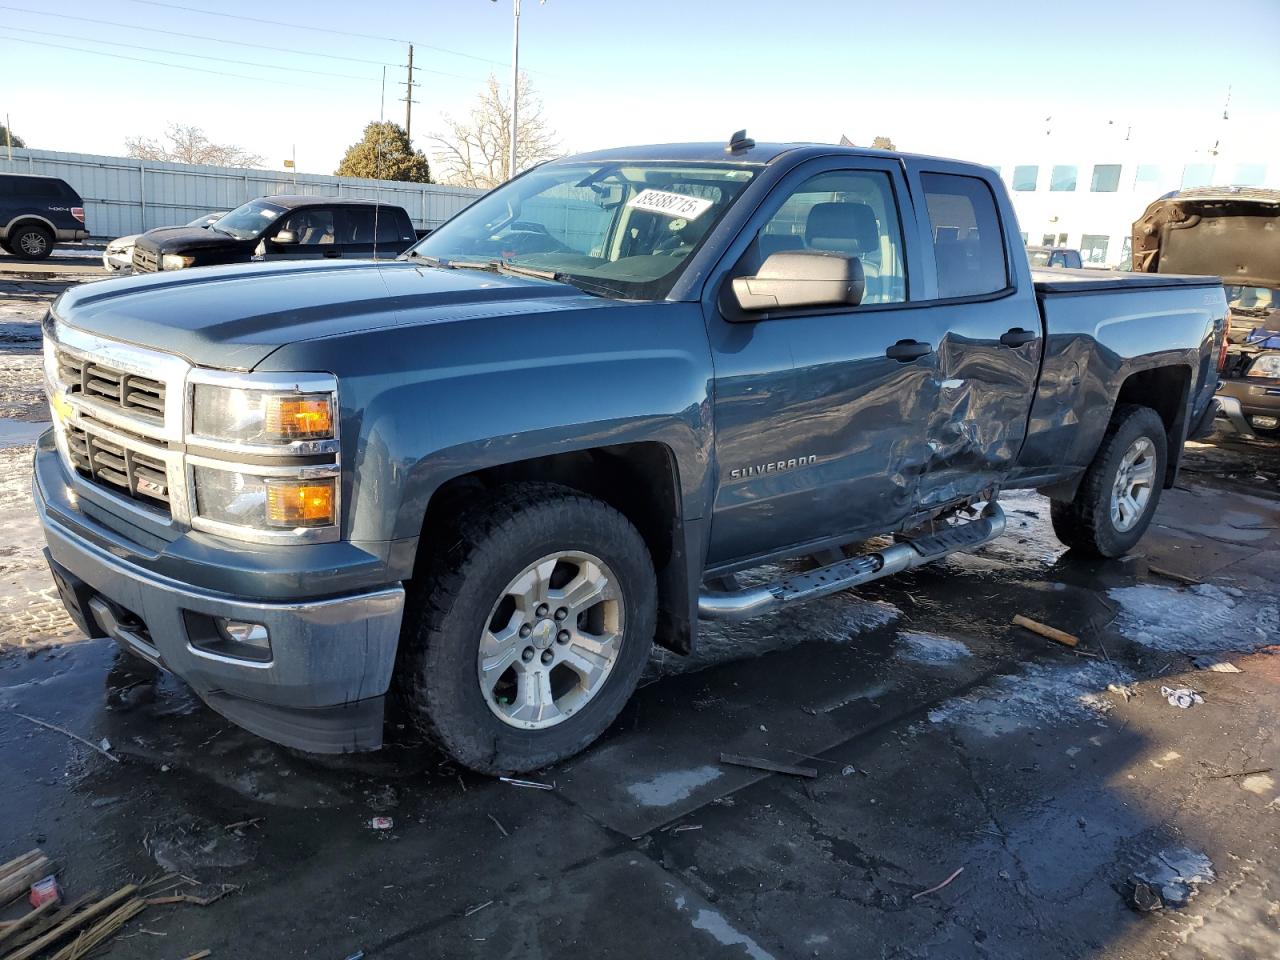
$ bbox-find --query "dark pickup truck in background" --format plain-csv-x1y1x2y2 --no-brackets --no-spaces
129,195,420,272
36,138,1224,774
0,172,88,260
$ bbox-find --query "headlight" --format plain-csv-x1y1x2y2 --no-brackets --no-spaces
192,465,337,530
1248,354,1280,379
192,384,335,445
161,253,196,270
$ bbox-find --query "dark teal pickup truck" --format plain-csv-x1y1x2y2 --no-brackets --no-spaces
36,136,1225,773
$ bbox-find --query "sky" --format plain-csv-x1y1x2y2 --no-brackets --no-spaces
3,0,1279,177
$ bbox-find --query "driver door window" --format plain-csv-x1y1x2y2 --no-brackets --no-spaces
277,207,337,246
755,170,907,304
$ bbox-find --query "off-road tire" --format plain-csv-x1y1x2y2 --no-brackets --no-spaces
1050,404,1167,557
9,223,54,260
394,482,656,775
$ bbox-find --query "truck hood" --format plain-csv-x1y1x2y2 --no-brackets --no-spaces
52,259,596,370
135,225,241,255
1132,187,1280,288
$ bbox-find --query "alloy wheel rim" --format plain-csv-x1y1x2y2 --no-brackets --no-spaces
19,232,47,256
477,551,623,730
1110,436,1156,532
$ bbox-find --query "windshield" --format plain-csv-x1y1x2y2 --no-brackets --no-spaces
1225,284,1280,315
405,161,760,299
211,200,286,240
187,213,222,227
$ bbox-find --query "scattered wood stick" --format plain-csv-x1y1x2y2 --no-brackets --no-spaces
7,711,120,763
222,818,263,832
3,884,138,960
1202,766,1273,780
144,883,238,908
486,814,509,838
0,856,53,907
912,866,964,901
180,952,212,960
48,897,147,960
719,754,819,779
1148,565,1201,586
0,851,43,882
497,777,554,791
463,900,493,917
1012,615,1078,648
0,899,57,946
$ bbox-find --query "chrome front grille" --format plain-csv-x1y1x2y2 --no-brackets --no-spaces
57,348,166,421
66,420,171,513
132,246,159,273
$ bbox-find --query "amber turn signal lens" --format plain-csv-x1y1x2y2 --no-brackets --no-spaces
265,395,334,440
265,479,336,528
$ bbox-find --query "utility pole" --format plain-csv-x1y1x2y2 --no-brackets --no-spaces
508,0,520,181
401,44,420,143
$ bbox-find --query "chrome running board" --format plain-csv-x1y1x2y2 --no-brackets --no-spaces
697,502,1006,622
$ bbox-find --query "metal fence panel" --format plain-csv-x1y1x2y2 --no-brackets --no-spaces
0,148,484,238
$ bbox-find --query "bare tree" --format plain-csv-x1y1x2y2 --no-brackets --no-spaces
430,74,559,188
870,135,897,151
124,124,263,167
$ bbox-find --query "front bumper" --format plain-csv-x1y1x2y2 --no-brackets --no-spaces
1217,377,1280,433
35,437,405,754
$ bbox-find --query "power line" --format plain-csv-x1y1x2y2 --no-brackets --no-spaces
0,5,487,80
120,0,516,69
121,0,412,44
2,24,377,82
0,33,358,91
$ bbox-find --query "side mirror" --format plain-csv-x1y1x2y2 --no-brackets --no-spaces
731,250,864,315
273,229,298,245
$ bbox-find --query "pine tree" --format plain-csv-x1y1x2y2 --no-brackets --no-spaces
335,122,432,183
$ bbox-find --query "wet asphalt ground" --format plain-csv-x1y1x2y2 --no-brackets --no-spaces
1,257,1278,959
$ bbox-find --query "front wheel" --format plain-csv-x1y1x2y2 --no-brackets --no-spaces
9,224,54,260
1051,404,1168,557
395,483,656,775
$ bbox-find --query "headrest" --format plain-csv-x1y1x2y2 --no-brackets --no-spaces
805,202,879,255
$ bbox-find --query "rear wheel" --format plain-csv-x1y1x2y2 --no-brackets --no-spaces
1051,404,1167,557
9,223,54,260
395,483,656,775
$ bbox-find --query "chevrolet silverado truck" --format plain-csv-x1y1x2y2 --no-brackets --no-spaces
36,137,1225,774
1132,187,1280,435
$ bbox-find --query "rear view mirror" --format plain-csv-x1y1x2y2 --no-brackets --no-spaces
273,229,298,245
731,250,865,314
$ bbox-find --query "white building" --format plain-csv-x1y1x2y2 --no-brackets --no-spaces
991,152,1278,269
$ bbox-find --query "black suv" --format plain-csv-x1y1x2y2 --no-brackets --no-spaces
0,173,89,260
130,196,420,273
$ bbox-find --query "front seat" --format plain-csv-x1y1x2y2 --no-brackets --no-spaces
804,202,883,302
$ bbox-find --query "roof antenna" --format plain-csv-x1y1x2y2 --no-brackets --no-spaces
725,129,755,154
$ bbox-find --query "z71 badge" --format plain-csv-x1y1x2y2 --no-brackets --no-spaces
729,455,817,480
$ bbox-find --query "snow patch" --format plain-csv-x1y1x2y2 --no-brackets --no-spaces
626,765,722,807
928,661,1132,736
896,631,972,664
1109,583,1278,654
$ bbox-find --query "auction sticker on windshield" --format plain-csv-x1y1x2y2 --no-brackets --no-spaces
627,189,715,220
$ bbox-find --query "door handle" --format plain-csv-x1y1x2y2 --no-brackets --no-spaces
1000,328,1037,348
885,339,933,362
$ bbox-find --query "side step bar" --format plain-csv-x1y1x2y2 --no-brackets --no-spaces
697,502,1006,622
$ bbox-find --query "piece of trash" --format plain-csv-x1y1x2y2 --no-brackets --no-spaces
224,817,265,831
1132,847,1215,907
99,737,112,753
498,776,555,791
1160,686,1204,709
912,866,964,901
160,764,170,773
719,753,818,779
841,765,857,776
368,816,394,830
758,724,767,732
1011,614,1078,648
1107,682,1136,701
1127,879,1163,912
464,899,494,917
342,952,365,960
28,875,61,907
1191,656,1241,673
671,824,702,833
487,814,509,838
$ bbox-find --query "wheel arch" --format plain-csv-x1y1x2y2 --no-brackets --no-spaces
1113,363,1192,487
3,215,57,238
415,441,697,655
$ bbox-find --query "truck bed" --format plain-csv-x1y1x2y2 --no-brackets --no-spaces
1032,267,1221,295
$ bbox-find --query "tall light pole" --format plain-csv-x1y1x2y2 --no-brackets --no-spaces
496,0,542,181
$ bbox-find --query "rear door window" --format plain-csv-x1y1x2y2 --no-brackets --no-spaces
919,173,1009,298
